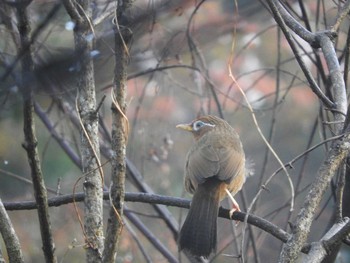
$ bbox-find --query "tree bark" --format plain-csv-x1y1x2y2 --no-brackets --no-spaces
0,199,24,263
103,4,133,261
17,2,57,262
63,0,104,261
278,135,350,262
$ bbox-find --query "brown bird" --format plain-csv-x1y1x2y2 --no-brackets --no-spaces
177,115,245,258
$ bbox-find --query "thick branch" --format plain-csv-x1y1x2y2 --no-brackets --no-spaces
5,192,287,244
0,193,289,248
0,199,24,263
317,33,347,128
269,1,347,126
61,0,83,24
17,4,56,262
63,0,104,261
5,191,348,255
266,0,334,109
35,82,184,260
103,12,132,263
303,218,350,263
272,0,317,47
279,135,350,262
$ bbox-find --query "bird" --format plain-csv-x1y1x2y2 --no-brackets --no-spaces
176,115,245,258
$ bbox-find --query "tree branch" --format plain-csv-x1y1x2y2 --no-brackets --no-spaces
124,205,178,263
34,102,81,167
302,218,350,263
332,0,350,32
266,0,335,109
0,2,61,84
103,5,133,261
17,3,56,262
278,134,350,262
271,0,318,47
63,0,104,261
316,33,347,128
5,191,288,245
0,199,24,263
5,190,350,256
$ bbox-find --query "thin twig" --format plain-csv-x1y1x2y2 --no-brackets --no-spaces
185,0,223,117
0,2,61,83
332,0,350,32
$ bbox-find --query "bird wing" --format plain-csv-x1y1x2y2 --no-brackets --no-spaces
186,144,244,186
186,144,220,185
217,146,244,183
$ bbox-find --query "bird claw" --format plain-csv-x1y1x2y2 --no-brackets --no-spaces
229,208,241,226
229,208,237,219
225,188,241,225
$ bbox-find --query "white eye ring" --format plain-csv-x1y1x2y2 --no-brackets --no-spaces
192,121,215,131
193,121,204,131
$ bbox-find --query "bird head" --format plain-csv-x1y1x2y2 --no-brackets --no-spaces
176,115,226,140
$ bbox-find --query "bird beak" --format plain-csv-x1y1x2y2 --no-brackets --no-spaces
176,123,193,131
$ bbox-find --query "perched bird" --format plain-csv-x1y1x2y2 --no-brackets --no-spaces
177,115,245,258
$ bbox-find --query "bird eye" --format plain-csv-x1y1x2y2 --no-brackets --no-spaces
193,121,204,131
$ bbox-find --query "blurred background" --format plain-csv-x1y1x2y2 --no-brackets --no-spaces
1,0,349,262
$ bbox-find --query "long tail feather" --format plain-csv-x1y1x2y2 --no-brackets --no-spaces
179,178,221,258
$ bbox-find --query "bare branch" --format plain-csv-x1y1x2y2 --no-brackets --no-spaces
271,0,318,47
0,199,24,263
16,3,57,262
62,0,83,24
266,0,335,109
62,0,104,261
332,0,350,32
127,64,201,80
4,190,343,256
186,0,223,117
4,191,290,247
303,218,350,263
317,33,347,127
103,8,132,262
279,134,350,262
0,2,61,83
124,206,178,263
34,102,81,167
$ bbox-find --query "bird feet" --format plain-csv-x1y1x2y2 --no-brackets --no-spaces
225,189,241,220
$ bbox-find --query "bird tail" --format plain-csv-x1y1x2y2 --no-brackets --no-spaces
179,178,221,258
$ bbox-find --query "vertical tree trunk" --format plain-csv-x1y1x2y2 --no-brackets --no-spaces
69,0,104,261
17,2,57,263
103,5,133,261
